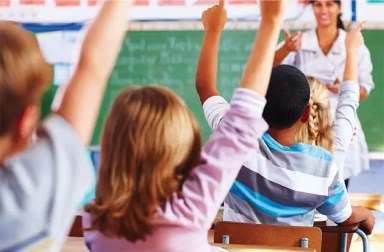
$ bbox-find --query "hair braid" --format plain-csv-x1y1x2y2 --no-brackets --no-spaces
296,77,334,154
308,95,320,145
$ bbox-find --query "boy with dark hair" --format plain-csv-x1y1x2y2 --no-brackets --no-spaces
195,4,374,234
262,65,310,129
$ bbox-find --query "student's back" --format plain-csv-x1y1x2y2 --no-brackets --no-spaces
0,1,133,250
0,23,92,251
82,1,288,251
198,20,374,233
204,65,349,226
225,133,340,225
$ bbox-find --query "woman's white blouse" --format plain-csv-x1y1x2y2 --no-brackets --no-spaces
279,28,375,179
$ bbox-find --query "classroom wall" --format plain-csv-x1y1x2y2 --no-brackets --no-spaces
41,29,384,151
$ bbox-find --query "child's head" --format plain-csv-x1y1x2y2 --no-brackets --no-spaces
85,85,202,241
296,77,334,153
262,65,310,129
0,22,51,150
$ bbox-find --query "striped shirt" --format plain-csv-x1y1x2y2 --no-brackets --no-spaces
203,82,359,226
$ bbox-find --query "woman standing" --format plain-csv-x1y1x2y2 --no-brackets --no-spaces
273,0,375,188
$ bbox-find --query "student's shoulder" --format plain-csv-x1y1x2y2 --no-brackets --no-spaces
301,144,334,162
261,134,333,162
2,114,92,183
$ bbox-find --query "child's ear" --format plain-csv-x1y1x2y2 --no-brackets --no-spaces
16,105,39,140
300,105,311,123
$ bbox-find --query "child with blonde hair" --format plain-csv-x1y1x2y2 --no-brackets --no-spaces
82,1,286,251
296,76,334,153
297,23,368,178
0,1,132,250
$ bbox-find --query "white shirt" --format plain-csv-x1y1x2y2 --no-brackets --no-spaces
281,29,374,94
0,116,94,251
279,29,373,179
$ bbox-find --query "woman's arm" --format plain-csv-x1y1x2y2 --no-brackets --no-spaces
273,29,302,66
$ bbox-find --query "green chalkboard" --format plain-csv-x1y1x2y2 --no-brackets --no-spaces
41,30,384,151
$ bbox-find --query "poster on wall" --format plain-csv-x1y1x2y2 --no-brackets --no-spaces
0,0,354,24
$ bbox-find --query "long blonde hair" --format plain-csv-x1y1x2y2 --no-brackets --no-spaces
85,86,202,242
296,77,334,153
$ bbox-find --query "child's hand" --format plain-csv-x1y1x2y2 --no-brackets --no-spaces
259,0,285,21
345,21,365,51
202,0,227,33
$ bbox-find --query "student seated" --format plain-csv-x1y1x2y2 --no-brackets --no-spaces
195,6,375,234
82,1,286,251
0,1,132,250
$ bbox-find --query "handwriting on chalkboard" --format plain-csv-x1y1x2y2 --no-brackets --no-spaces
111,32,250,93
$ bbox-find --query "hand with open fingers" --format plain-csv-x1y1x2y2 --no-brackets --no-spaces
259,0,285,21
202,0,227,32
345,21,366,50
326,79,340,94
283,29,303,52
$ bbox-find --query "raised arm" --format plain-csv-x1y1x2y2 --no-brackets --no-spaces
56,0,132,145
343,23,365,82
332,22,365,171
195,0,227,104
240,1,285,96
174,0,285,229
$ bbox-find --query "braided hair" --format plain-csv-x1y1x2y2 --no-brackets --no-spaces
296,77,334,153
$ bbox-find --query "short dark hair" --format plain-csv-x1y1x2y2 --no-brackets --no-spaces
262,65,310,129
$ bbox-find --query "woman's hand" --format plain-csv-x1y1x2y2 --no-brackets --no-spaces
282,28,303,52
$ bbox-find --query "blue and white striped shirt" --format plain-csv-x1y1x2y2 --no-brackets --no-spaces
203,82,359,226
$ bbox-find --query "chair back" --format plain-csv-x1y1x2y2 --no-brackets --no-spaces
214,221,322,252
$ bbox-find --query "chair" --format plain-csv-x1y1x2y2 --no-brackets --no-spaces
214,221,322,252
315,193,382,252
69,214,83,237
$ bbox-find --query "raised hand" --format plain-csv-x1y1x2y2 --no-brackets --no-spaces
345,21,365,51
283,28,302,52
202,0,227,32
259,0,285,21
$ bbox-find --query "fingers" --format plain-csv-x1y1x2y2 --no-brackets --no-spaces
290,31,302,43
356,20,366,31
284,28,291,38
218,0,225,8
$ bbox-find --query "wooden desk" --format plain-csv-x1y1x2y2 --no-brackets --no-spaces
63,237,315,252
62,237,87,252
212,243,315,251
348,193,383,210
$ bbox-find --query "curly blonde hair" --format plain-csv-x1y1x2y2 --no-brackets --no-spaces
296,76,334,153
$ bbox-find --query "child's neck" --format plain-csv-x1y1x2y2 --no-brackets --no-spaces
0,135,19,165
267,127,298,147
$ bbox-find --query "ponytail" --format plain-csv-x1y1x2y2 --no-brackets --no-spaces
337,13,345,30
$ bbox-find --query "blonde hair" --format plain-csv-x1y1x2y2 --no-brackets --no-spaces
85,86,202,242
0,22,51,136
296,76,334,153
